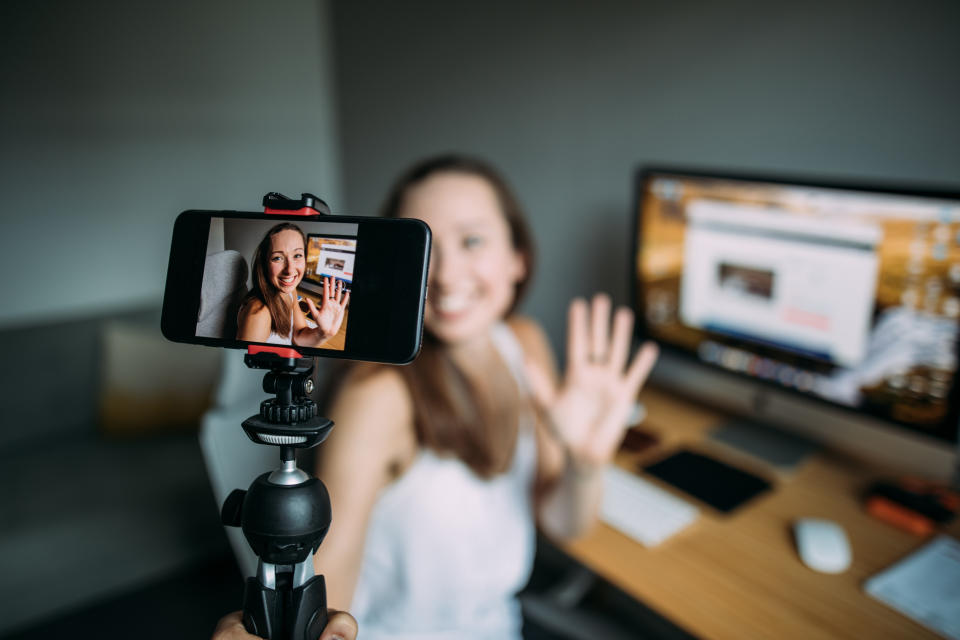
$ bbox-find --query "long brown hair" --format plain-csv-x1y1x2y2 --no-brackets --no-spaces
243,222,306,338
383,154,536,477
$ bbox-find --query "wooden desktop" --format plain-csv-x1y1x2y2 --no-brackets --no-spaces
562,386,960,640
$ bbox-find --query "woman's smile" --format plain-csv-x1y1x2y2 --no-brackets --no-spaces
432,291,474,316
277,273,300,289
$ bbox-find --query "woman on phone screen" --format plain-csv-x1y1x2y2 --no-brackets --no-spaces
313,155,658,639
237,223,349,347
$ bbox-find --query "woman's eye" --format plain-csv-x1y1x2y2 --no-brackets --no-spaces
294,252,304,260
463,235,484,249
271,256,283,262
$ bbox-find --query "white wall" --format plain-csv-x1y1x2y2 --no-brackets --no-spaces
0,0,343,329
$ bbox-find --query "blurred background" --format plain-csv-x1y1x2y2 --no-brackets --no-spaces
1,0,958,637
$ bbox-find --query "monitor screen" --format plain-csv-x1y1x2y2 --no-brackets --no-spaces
303,233,356,292
635,168,960,444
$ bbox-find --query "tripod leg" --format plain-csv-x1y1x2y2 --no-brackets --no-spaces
242,576,279,638
242,573,327,640
289,575,328,640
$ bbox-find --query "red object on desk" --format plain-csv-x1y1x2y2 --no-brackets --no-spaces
866,496,936,536
865,476,960,536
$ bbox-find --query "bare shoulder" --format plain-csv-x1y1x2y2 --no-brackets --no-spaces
327,363,415,449
507,314,555,368
239,297,268,318
237,297,271,341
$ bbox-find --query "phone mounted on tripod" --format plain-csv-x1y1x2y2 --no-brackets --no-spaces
160,189,430,638
219,194,337,640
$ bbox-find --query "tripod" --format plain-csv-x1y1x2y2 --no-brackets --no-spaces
221,349,334,640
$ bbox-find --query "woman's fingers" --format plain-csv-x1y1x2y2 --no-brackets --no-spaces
608,307,634,373
566,298,589,378
589,294,611,365
211,608,358,640
341,290,351,310
320,610,358,640
212,611,246,639
624,341,659,395
572,294,635,374
323,276,331,300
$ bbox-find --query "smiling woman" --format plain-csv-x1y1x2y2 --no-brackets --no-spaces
311,155,659,639
236,223,349,347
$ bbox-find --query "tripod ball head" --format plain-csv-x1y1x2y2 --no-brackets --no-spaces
224,473,331,565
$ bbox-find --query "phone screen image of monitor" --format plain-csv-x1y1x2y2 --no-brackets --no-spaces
197,217,359,352
636,172,960,443
304,234,356,291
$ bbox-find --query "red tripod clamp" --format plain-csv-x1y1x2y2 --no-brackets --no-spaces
262,192,331,217
247,344,304,360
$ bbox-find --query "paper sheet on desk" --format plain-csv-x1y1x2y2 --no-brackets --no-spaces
864,535,960,640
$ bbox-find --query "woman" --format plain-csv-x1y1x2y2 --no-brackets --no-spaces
313,155,658,639
237,223,349,347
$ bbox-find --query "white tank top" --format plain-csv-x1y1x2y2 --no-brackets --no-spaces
350,323,537,640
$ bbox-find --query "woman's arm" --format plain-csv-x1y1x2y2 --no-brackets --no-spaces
514,297,658,540
237,300,272,342
312,365,417,610
510,317,593,538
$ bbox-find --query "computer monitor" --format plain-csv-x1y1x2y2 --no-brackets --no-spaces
634,167,960,481
302,233,356,293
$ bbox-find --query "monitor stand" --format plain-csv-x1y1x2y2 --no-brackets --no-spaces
708,418,819,471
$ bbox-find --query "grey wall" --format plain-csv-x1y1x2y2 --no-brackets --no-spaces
0,0,342,448
331,0,960,348
0,0,342,329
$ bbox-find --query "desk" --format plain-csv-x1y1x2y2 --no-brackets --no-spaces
563,387,960,640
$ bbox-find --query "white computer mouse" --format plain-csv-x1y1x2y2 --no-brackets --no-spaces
793,518,852,574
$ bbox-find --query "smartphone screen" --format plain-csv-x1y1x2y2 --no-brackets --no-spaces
162,211,430,364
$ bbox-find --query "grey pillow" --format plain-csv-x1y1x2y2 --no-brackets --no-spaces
197,250,248,339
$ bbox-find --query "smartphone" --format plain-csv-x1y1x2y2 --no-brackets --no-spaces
161,210,430,364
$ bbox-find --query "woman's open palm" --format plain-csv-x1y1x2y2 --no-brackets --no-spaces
525,294,658,467
305,277,350,345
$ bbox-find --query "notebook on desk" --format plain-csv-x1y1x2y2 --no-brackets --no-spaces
865,535,960,640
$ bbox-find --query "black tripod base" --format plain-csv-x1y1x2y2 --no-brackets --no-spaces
242,574,328,640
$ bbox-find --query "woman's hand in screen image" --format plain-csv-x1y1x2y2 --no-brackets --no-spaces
298,277,350,347
524,293,658,468
212,609,357,640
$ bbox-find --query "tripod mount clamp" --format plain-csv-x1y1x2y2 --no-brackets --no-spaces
241,347,334,451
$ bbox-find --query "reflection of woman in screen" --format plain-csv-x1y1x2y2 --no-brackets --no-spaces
312,156,658,639
236,223,349,347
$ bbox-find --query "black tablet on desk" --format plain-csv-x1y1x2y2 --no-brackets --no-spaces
643,449,772,513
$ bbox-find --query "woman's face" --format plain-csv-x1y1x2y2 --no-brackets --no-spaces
268,229,305,294
400,172,525,347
